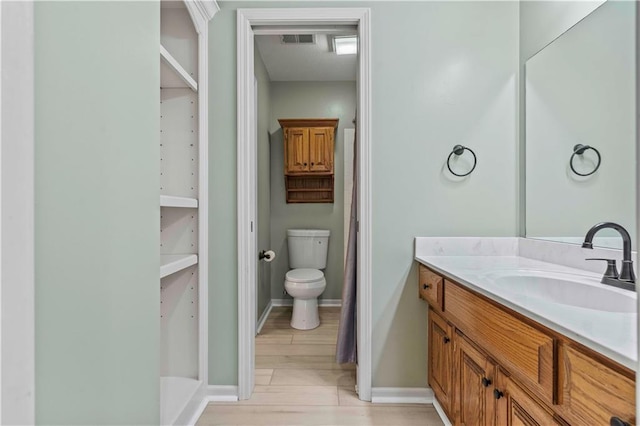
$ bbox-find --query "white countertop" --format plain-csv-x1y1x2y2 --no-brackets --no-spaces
415,253,637,371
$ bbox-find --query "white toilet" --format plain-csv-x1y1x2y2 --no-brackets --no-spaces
284,229,330,330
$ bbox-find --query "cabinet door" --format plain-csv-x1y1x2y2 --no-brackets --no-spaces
558,344,635,426
308,127,333,173
285,128,309,173
429,309,454,417
455,334,496,426
495,369,557,426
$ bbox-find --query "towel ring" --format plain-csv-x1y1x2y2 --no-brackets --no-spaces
570,144,601,177
447,145,477,177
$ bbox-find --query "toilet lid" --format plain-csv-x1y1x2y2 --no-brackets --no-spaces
286,269,324,283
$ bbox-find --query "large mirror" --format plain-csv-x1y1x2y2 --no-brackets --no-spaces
525,1,636,250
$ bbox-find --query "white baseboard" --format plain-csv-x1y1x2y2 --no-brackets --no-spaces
318,299,342,307
433,398,453,426
271,298,342,307
180,386,239,425
370,387,434,404
175,384,207,426
185,398,211,426
256,300,273,334
206,385,239,402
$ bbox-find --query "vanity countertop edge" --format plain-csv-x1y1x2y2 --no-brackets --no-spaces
414,253,637,371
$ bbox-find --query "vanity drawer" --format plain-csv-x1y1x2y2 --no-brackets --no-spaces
418,265,443,311
558,344,635,426
444,282,555,404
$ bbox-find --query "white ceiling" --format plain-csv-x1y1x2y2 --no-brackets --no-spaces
255,34,357,82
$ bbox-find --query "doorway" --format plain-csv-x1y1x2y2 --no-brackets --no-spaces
236,8,372,401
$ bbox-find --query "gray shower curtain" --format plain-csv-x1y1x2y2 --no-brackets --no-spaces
336,125,357,364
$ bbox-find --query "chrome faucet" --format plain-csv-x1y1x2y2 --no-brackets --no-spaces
582,222,636,291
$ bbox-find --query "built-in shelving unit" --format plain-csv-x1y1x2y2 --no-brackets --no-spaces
159,0,216,424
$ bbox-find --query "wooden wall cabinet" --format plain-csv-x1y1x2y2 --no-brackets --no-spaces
419,263,636,426
278,119,338,203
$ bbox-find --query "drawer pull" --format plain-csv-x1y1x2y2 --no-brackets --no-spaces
443,336,451,344
481,377,492,387
610,417,631,426
423,284,431,290
493,389,504,400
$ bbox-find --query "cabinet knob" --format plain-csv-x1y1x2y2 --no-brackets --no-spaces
443,336,451,344
304,162,307,166
423,284,431,290
610,417,631,426
493,389,504,399
311,162,315,166
481,377,492,387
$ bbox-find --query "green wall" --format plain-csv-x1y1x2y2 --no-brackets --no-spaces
269,81,357,301
209,1,518,387
35,2,161,423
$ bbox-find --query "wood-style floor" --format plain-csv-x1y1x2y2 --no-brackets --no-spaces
197,307,444,425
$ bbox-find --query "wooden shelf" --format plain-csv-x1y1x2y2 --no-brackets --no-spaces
160,195,198,208
160,45,198,92
160,254,198,278
285,175,334,203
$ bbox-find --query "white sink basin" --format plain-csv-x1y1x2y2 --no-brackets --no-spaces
483,270,637,313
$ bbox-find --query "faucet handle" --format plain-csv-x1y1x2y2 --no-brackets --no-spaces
586,258,619,279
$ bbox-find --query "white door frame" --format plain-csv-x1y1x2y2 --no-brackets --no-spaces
0,1,36,423
237,7,372,401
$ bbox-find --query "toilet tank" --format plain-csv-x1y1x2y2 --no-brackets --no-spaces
287,229,330,269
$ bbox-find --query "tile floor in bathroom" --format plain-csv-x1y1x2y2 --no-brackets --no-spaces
197,307,444,425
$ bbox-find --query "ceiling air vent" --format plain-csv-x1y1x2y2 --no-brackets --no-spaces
281,34,316,45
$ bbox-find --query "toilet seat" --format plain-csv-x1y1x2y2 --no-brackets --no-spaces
284,268,326,330
285,268,324,284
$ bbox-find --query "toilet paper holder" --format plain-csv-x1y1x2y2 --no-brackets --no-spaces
259,250,275,261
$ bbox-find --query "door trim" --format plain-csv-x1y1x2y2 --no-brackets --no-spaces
0,1,36,423
236,7,372,401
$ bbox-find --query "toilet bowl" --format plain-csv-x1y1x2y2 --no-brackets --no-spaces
285,269,327,330
285,229,330,330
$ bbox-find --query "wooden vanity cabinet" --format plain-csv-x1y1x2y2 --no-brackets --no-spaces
417,263,636,426
445,280,554,405
428,309,454,417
